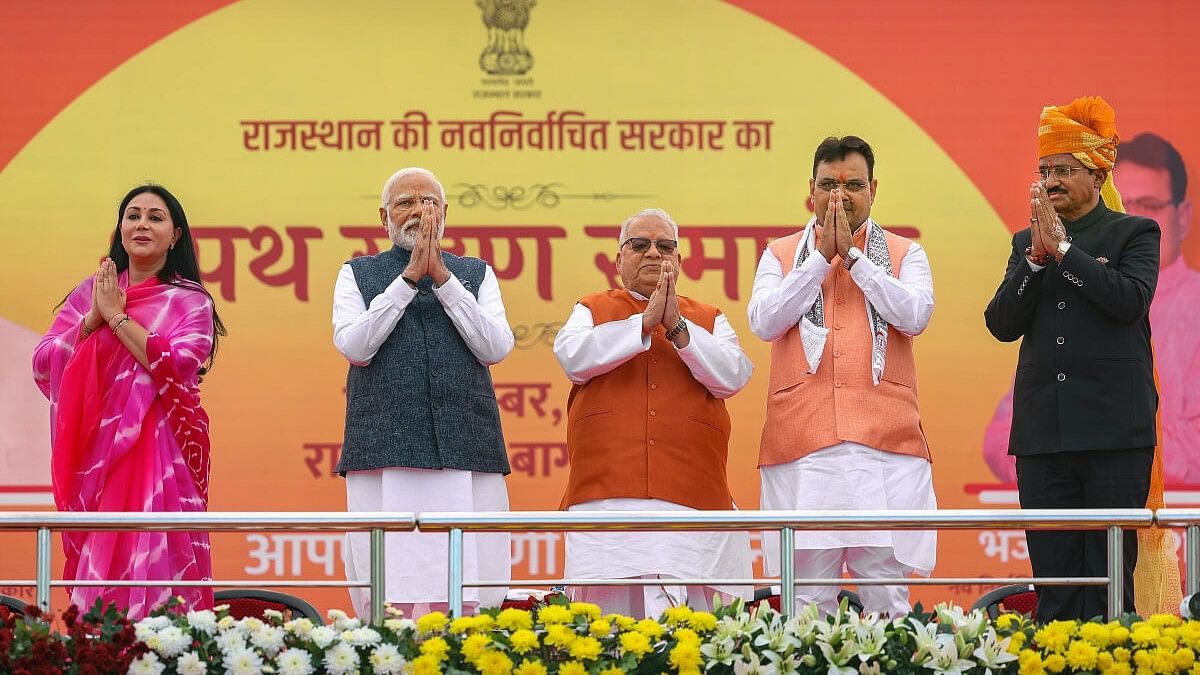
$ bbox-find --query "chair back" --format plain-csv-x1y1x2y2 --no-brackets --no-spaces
0,594,28,617
213,589,323,624
970,583,1038,620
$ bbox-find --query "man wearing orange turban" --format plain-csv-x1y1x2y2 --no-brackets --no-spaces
985,96,1161,622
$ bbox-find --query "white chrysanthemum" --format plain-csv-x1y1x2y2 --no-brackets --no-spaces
186,609,219,635
276,648,316,675
327,609,350,623
224,646,266,675
240,617,266,633
369,644,407,675
128,651,166,675
310,625,338,649
340,627,381,647
216,629,248,654
218,615,239,632
177,651,208,675
134,623,158,642
383,618,416,634
142,633,163,653
323,642,360,675
263,608,285,622
284,617,315,638
250,625,287,656
333,615,362,631
153,625,192,658
384,605,405,618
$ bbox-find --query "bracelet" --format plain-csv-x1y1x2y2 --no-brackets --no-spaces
110,314,131,334
664,317,688,342
1024,247,1052,266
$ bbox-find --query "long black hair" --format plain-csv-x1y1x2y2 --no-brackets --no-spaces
107,184,227,374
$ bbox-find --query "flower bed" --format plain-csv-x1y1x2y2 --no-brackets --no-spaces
4,596,1199,674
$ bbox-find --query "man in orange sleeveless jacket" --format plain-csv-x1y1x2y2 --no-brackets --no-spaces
748,136,937,617
554,208,753,617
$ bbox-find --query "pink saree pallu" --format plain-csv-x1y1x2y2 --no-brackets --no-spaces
33,273,214,618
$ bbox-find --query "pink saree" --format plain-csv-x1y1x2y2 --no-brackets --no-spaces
33,272,214,618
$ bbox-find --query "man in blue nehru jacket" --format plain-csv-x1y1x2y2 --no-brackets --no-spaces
332,167,515,619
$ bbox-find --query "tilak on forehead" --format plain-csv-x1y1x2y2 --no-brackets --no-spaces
1037,95,1125,213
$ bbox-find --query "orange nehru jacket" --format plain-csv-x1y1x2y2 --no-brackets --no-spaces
561,290,735,511
758,231,930,468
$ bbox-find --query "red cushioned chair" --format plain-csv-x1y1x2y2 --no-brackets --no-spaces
970,583,1037,619
213,589,323,624
0,593,28,617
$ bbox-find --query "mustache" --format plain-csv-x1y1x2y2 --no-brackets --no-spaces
1047,187,1067,195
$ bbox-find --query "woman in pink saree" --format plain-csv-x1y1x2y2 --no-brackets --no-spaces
32,185,225,618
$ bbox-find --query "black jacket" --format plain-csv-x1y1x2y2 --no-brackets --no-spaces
984,201,1160,455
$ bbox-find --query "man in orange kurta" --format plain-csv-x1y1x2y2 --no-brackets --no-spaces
554,208,754,617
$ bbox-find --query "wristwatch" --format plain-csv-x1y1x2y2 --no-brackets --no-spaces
1056,240,1071,258
843,246,864,270
664,317,688,342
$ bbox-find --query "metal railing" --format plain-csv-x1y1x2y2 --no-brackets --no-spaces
0,508,1160,620
419,508,1154,617
0,511,418,621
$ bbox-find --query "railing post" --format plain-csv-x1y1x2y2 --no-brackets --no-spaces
1107,524,1124,619
1188,525,1200,597
36,527,51,613
780,526,795,618
370,528,385,625
448,528,464,617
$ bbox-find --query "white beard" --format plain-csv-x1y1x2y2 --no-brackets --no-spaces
387,216,444,251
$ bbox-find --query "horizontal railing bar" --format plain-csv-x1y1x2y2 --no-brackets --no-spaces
1153,509,1200,526
0,512,417,531
49,580,369,588
417,509,1153,531
462,576,1104,587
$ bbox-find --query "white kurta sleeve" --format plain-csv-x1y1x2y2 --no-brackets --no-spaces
553,303,650,384
747,245,832,342
848,242,935,336
431,266,515,365
674,314,753,399
331,263,417,366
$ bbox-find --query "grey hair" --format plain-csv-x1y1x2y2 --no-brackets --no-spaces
617,207,680,244
380,167,446,206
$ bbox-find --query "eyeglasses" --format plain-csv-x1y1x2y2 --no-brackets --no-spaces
814,179,870,193
1124,196,1177,213
622,237,679,254
1036,165,1091,181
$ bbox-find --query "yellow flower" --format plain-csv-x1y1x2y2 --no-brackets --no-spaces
476,650,514,675
1158,635,1179,651
421,636,451,661
1079,622,1111,648
1066,639,1099,671
1150,647,1175,673
412,655,443,675
417,612,449,634
664,606,693,626
606,614,636,630
559,661,587,675
1098,651,1115,670
589,619,612,638
1150,614,1181,629
679,669,702,675
1133,649,1152,668
1131,625,1159,647
620,630,653,658
1035,625,1072,654
688,612,717,633
673,628,701,647
509,629,540,655
569,602,602,621
537,605,573,625
1044,653,1067,673
475,615,496,632
462,633,493,663
1113,647,1132,663
599,668,625,675
450,616,475,634
1178,623,1200,650
669,642,702,671
513,659,547,675
544,624,576,648
497,608,534,632
1019,649,1045,675
634,618,665,639
1008,631,1027,654
997,613,1019,630
1103,663,1132,675
569,636,603,661
1176,647,1197,670
1110,625,1131,644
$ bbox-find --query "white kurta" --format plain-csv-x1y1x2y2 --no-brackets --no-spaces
332,260,515,615
554,291,753,598
748,231,937,576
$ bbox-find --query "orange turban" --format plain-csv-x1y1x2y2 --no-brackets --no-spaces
1037,95,1124,212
